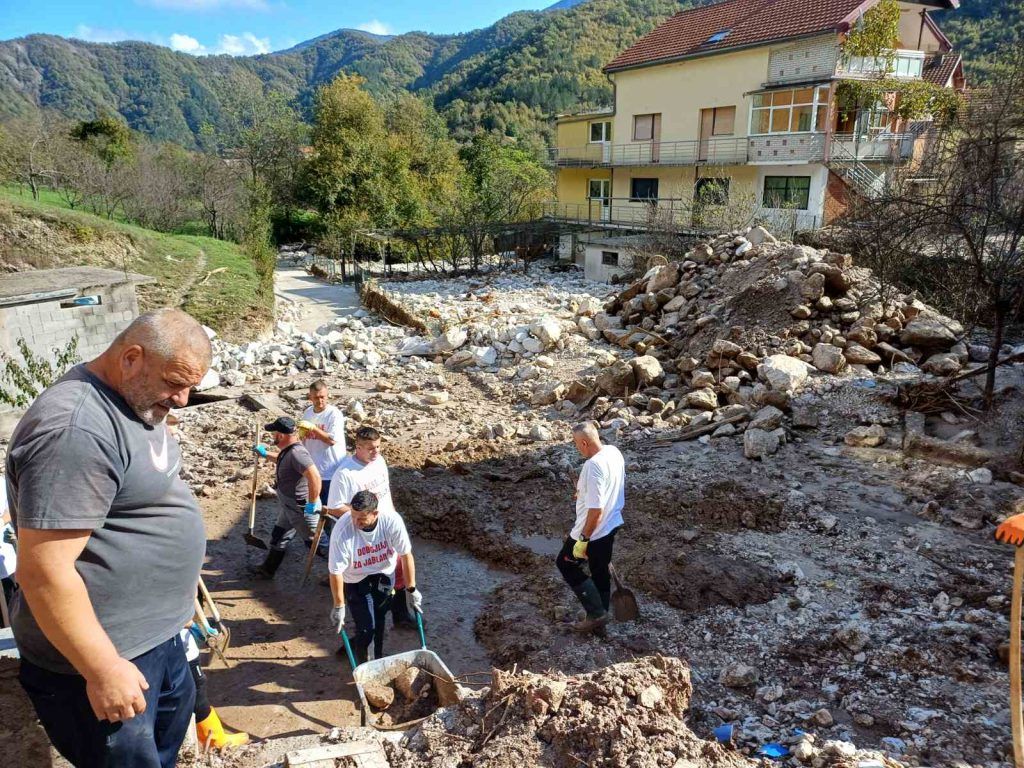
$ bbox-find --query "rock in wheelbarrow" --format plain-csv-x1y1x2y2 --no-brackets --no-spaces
363,682,395,710
394,665,428,702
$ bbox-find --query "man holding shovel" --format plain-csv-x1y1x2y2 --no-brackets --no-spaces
252,417,323,579
328,490,421,665
556,421,625,634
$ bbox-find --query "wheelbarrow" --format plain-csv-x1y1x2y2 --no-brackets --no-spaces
340,612,461,730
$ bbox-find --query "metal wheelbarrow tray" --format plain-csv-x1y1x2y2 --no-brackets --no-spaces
352,648,461,730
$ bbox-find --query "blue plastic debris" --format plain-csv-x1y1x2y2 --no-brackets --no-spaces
713,724,734,743
72,296,100,306
757,743,790,759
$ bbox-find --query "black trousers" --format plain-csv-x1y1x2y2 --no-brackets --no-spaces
188,656,211,722
556,527,619,600
344,573,394,663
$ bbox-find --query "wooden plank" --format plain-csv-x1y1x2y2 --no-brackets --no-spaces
285,742,387,767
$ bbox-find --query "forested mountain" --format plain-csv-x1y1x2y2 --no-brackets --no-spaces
0,0,1013,148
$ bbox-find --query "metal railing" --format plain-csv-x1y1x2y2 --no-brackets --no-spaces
830,132,918,162
547,136,749,167
835,49,925,79
543,197,702,229
826,141,886,198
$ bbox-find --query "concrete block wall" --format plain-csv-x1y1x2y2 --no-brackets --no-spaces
0,282,140,411
767,36,840,85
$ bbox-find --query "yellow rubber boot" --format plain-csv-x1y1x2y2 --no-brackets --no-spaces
196,707,250,750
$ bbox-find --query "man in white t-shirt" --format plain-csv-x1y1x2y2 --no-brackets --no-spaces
0,478,17,626
327,490,421,665
325,426,394,516
557,421,625,634
299,380,346,507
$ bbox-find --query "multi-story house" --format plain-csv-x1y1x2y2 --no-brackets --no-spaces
548,0,965,245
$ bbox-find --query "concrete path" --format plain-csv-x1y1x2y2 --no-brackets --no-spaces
273,266,360,335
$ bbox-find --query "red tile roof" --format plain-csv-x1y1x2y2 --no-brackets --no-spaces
605,0,878,73
922,52,961,87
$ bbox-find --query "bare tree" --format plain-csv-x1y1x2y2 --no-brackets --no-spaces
847,45,1024,407
0,115,63,200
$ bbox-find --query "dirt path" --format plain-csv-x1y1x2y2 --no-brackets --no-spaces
274,266,360,335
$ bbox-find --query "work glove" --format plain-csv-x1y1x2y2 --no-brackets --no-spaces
304,499,322,516
253,444,269,458
298,420,316,437
406,587,423,614
572,537,589,560
330,605,345,634
2,523,15,546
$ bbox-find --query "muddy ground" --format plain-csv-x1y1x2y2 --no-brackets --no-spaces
6,262,1024,768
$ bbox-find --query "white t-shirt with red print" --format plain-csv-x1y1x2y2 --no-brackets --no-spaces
328,510,411,583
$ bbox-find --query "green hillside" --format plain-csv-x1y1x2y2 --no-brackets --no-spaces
0,0,1013,147
0,186,271,340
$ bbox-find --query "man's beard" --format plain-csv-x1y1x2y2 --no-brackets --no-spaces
121,377,171,426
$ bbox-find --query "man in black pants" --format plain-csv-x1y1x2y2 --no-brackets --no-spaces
327,491,422,665
556,421,626,633
252,417,323,579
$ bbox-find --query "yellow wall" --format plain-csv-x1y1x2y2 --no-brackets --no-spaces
610,46,770,145
556,116,613,147
556,168,611,206
610,165,761,202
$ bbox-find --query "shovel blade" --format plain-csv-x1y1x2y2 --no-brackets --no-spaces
611,588,639,622
244,533,269,550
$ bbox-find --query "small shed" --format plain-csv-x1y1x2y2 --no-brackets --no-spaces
0,267,154,380
581,235,645,283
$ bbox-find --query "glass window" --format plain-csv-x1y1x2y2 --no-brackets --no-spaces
630,178,659,201
633,114,655,141
752,94,770,108
763,176,811,209
772,90,794,106
815,105,829,132
792,105,814,132
588,179,609,199
770,109,791,133
601,251,619,266
752,109,771,134
816,85,831,102
793,87,814,105
695,177,730,206
589,121,610,143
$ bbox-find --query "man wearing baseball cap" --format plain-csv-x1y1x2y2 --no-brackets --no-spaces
252,416,323,578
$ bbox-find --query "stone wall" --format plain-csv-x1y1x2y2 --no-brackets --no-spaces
0,281,139,410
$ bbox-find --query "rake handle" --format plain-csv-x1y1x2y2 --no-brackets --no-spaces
1012,547,1024,768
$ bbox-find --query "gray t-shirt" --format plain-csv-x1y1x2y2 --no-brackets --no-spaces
6,364,206,674
275,442,314,509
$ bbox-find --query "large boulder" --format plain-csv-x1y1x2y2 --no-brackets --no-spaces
758,355,812,392
531,381,567,406
811,343,847,374
631,355,665,387
921,352,962,376
800,272,826,302
531,317,563,347
843,343,881,366
900,318,958,349
596,360,636,396
845,424,886,447
686,388,719,411
749,405,784,431
744,429,780,460
433,327,468,354
646,262,680,293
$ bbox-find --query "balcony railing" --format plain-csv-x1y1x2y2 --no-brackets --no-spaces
830,132,919,162
835,49,925,79
547,137,749,168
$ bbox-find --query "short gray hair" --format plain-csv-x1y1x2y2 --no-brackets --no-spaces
115,308,212,364
572,421,601,443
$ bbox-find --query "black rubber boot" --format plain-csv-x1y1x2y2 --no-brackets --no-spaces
570,579,609,633
599,590,611,613
253,549,286,579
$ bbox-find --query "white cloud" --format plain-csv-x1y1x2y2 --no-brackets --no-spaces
169,33,204,53
214,32,271,55
73,24,151,43
143,0,271,11
356,20,393,36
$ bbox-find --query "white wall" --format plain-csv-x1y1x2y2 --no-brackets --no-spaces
584,246,633,283
754,163,829,218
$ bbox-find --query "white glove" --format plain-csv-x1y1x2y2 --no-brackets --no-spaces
406,587,423,614
330,605,345,634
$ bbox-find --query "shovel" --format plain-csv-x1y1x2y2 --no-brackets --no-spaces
609,563,639,622
244,423,269,550
197,577,231,657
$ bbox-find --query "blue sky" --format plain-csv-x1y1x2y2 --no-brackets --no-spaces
0,0,558,55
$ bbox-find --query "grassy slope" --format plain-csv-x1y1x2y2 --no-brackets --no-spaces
0,186,271,341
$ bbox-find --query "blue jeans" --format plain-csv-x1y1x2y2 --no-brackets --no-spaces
19,635,195,768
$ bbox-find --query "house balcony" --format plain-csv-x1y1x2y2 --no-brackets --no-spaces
835,49,926,80
546,137,749,168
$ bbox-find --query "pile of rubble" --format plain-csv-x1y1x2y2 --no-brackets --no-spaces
561,227,993,459
380,273,614,370
387,656,754,768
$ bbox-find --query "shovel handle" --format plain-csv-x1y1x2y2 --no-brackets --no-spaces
415,610,427,651
248,423,260,531
341,631,358,672
301,515,328,586
1012,547,1024,768
197,578,222,626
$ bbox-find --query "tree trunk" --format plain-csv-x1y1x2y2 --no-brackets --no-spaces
985,302,1005,410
